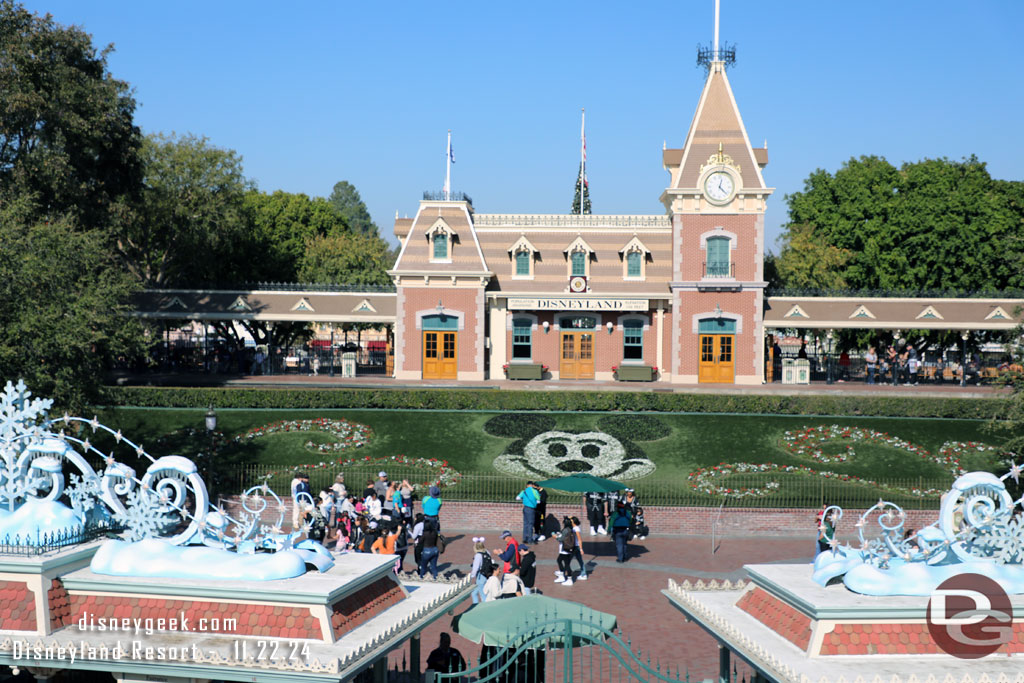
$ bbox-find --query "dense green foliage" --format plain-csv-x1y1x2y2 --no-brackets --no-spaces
328,180,379,236
0,210,140,410
298,231,394,286
777,156,1024,293
0,0,142,232
118,133,251,287
105,385,1007,421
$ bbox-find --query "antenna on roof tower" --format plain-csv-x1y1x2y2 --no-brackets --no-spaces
697,0,736,70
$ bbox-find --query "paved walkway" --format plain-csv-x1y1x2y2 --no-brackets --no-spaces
387,530,815,681
110,371,1002,398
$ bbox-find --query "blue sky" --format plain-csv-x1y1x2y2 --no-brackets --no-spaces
25,1,1024,252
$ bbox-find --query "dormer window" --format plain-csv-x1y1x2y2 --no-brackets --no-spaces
699,228,737,279
427,220,454,263
619,235,650,280
508,234,538,279
515,249,531,276
571,250,587,276
433,232,448,260
563,235,595,279
626,251,642,277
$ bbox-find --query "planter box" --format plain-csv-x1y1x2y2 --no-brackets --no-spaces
506,363,544,380
616,365,655,382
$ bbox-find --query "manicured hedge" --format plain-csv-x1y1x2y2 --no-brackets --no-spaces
103,386,1007,419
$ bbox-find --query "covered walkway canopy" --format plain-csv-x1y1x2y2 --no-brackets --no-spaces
764,296,1024,331
132,286,397,324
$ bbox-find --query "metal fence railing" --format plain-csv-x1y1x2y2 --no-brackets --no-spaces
229,464,950,511
0,522,122,556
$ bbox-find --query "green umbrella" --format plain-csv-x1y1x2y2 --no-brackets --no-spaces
535,472,625,493
452,594,616,647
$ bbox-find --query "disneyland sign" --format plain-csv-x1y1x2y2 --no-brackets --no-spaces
508,298,649,311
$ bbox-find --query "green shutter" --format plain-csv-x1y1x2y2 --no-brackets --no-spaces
515,250,530,275
697,318,736,334
627,251,641,277
433,233,448,259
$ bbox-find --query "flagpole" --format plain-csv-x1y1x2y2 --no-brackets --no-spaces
444,130,451,201
580,108,585,216
714,0,720,61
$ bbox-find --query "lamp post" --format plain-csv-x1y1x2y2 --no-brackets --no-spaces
205,405,217,432
825,330,834,385
961,331,969,387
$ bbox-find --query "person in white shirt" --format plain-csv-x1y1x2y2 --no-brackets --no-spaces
482,565,503,602
364,493,382,520
331,474,347,499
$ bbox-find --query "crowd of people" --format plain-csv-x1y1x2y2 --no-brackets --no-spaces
287,471,651,601
288,469,446,578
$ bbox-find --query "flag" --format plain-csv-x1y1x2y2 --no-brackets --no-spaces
448,137,455,164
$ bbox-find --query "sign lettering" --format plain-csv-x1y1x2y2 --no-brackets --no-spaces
508,298,648,311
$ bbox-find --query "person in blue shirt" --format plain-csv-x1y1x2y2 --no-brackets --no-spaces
423,485,442,530
516,481,540,544
609,501,632,563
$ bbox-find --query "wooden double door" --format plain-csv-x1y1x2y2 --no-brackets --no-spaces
423,331,457,379
698,334,734,383
560,331,594,379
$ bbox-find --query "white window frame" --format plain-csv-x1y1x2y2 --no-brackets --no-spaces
617,314,649,364
619,235,650,281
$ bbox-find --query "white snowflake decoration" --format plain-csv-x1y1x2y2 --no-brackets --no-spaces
113,489,179,542
0,379,53,445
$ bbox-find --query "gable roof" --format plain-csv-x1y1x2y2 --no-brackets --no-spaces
668,63,766,191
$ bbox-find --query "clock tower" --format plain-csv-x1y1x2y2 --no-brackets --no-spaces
660,10,773,384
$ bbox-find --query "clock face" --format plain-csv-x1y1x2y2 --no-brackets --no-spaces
704,171,734,202
569,276,587,293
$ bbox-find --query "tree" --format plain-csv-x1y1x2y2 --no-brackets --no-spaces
243,190,349,283
117,133,251,287
328,180,378,236
774,223,851,290
778,156,1024,293
571,163,591,214
0,201,141,411
297,232,394,287
0,0,142,232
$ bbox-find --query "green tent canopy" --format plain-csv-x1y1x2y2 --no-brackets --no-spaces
535,472,626,493
452,594,617,648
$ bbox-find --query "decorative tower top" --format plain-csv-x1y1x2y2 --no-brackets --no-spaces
696,0,736,70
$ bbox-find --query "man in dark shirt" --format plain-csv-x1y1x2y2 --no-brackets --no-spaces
518,545,536,595
426,633,466,674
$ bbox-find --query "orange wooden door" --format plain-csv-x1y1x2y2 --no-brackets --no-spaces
560,333,594,379
423,331,458,379
698,335,734,383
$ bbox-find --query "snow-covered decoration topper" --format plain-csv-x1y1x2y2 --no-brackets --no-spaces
813,463,1024,596
0,379,332,578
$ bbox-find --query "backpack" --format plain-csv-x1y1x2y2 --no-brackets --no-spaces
478,551,494,577
560,527,576,551
437,533,447,554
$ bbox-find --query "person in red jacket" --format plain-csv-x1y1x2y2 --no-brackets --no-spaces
492,530,519,572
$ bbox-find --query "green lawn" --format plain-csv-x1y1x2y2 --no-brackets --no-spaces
92,407,1009,509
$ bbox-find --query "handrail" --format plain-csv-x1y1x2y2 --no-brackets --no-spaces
430,615,690,683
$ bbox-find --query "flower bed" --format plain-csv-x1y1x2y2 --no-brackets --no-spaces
779,425,966,475
238,418,371,453
692,428,1003,499
260,455,462,492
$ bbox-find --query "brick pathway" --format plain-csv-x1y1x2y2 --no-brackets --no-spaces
387,530,814,681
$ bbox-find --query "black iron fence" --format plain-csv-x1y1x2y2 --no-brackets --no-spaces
0,522,122,556
230,464,949,511
133,340,391,377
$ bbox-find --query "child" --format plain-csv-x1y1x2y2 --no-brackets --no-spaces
633,505,649,540
569,516,587,581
